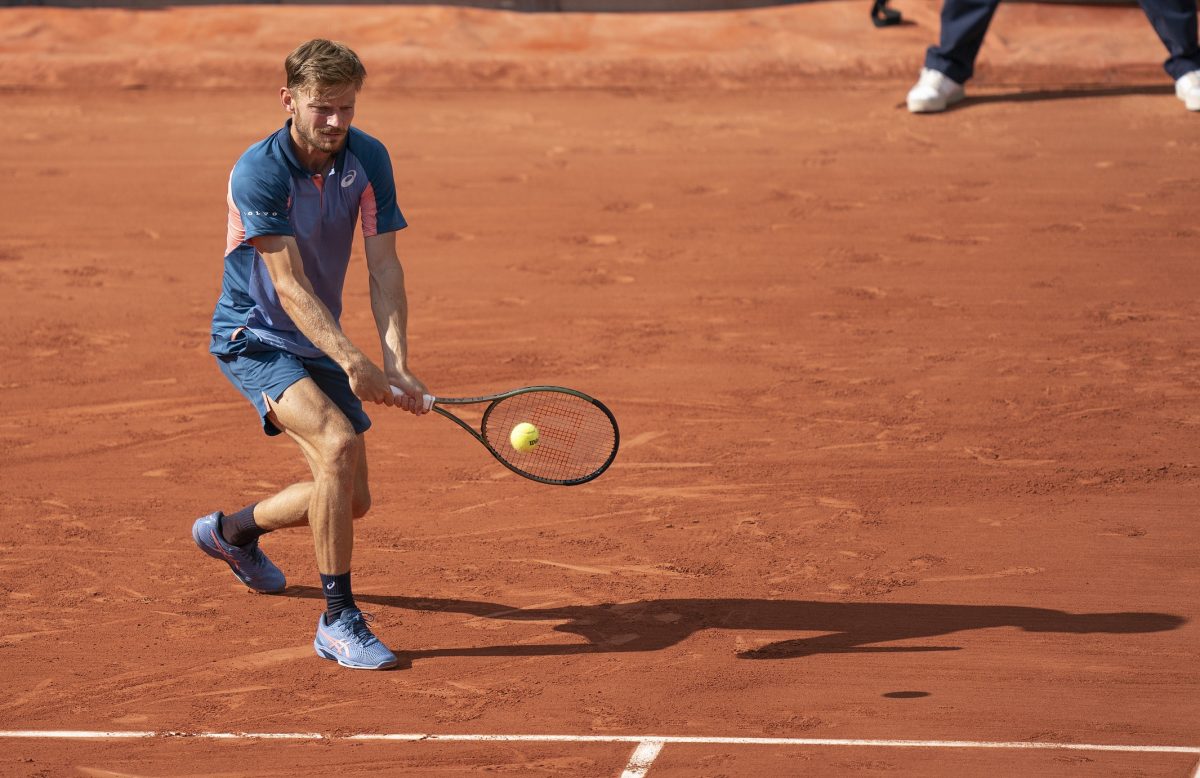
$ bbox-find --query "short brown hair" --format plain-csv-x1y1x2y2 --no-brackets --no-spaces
285,39,367,94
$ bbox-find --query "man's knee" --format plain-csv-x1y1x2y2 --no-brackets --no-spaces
311,428,360,478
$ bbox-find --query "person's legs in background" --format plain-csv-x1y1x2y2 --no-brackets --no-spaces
1138,0,1200,110
908,0,1003,113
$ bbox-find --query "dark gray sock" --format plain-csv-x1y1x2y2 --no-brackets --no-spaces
320,571,356,624
220,503,265,547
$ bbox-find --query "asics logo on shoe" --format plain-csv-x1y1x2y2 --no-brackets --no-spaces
206,527,265,581
208,529,241,569
319,627,351,657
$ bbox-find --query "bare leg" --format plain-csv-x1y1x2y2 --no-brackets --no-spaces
261,378,363,575
252,440,370,531
253,482,314,530
252,380,396,669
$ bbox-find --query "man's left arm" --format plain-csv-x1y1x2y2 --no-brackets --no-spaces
365,230,428,415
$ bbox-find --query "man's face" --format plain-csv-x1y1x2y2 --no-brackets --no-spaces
284,83,358,157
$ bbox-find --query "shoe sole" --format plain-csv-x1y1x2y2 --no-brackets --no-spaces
908,92,965,114
314,642,399,670
192,517,286,594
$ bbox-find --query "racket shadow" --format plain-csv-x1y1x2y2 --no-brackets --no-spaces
284,587,1183,662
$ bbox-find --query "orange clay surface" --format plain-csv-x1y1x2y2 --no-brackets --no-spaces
1,3,1198,776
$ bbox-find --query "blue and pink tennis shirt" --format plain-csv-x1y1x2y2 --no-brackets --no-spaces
211,120,406,358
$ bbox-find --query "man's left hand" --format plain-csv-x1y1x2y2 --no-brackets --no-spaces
388,369,430,416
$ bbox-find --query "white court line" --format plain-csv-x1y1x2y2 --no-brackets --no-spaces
0,731,1197,754
620,740,665,778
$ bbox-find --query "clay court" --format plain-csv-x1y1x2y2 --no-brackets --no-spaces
1,1,1198,775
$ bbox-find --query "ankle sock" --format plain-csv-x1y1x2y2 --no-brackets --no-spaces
320,571,356,624
220,503,265,547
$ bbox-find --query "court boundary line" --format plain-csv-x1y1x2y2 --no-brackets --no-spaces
1,730,1197,754
619,739,665,777
6,731,1199,777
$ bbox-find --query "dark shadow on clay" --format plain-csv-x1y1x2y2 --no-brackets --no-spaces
287,587,1185,663
901,83,1174,112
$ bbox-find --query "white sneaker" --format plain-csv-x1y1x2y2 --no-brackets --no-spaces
1176,70,1200,111
906,68,966,114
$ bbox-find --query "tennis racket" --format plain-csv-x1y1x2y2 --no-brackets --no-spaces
393,385,619,486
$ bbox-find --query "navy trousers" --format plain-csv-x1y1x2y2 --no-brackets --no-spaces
925,0,1200,83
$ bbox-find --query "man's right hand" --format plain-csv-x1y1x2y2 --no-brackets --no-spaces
347,358,396,407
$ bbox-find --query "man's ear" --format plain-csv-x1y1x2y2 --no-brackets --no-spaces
280,87,295,114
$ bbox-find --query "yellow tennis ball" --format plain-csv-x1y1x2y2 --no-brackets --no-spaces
510,422,540,452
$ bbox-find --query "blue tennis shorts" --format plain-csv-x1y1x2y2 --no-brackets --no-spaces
212,329,371,437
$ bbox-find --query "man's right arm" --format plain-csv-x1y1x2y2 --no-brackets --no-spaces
251,234,395,407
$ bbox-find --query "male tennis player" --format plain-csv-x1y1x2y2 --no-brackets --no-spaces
192,39,428,670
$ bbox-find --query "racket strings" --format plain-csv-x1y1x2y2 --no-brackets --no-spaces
482,392,617,483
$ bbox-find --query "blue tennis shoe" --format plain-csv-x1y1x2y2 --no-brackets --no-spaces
192,511,286,594
314,609,399,670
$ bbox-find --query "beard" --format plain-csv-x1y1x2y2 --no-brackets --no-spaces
295,118,346,154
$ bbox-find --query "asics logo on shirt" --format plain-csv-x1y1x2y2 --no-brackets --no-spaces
341,170,357,188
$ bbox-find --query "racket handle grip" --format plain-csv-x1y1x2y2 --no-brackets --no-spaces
390,386,436,413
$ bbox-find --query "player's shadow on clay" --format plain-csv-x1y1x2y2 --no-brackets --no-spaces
287,589,1184,661
901,84,1174,111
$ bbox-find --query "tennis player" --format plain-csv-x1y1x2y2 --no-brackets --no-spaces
192,39,427,670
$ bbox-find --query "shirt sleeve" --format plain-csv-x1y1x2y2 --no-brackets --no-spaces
352,132,407,238
229,153,293,241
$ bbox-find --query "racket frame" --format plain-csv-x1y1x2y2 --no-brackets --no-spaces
427,385,619,486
